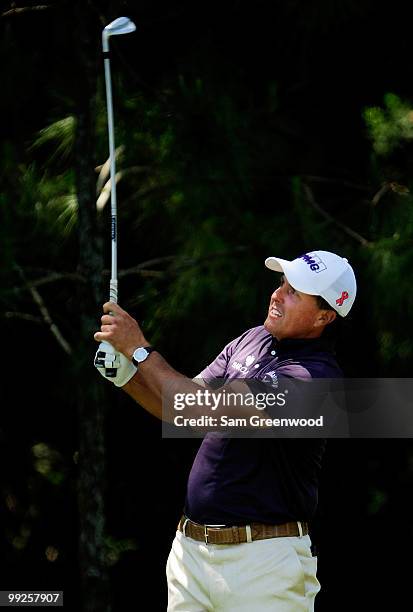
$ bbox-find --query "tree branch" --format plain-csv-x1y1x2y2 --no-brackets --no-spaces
1,5,50,18
371,181,410,206
15,265,72,355
8,248,247,295
4,311,43,324
6,271,85,296
302,183,372,247
30,271,85,288
302,175,371,193
371,183,391,206
118,248,247,279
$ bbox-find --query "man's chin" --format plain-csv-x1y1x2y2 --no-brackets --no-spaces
264,317,277,335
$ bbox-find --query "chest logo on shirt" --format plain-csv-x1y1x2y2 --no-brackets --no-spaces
231,354,256,374
261,370,279,388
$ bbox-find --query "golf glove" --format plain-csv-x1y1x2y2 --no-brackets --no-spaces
94,341,137,387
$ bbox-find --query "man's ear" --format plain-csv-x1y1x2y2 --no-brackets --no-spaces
315,309,337,328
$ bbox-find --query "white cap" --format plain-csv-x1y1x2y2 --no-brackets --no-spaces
265,250,357,317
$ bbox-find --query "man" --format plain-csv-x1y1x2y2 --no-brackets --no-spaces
94,249,357,611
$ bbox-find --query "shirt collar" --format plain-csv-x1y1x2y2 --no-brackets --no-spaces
271,335,335,355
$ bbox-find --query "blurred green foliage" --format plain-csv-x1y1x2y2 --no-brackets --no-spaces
364,93,413,156
1,1,413,609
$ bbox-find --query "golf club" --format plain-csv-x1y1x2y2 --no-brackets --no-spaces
103,16,136,305
95,16,136,377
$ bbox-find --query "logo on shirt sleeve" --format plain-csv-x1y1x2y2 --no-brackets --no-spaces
231,354,256,374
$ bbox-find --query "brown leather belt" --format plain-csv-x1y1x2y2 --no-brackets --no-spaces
178,516,309,545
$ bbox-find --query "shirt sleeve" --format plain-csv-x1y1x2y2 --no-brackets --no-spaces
195,340,235,384
195,328,257,384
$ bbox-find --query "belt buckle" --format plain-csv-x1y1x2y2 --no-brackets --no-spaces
203,523,226,545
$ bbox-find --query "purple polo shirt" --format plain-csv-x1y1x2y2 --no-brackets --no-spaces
184,325,342,526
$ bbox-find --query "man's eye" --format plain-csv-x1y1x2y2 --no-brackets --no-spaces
288,287,296,295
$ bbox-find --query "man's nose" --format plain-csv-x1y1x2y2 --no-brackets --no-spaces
271,286,283,302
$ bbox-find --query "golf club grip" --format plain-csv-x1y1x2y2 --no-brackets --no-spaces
110,280,118,304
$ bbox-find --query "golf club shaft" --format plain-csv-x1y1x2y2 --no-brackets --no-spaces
96,18,135,377
103,50,118,304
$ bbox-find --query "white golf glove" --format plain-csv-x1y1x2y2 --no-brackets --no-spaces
94,341,137,387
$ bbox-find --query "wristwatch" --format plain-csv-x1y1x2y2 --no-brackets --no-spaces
132,346,155,367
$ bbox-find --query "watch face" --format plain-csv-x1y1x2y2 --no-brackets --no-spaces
133,347,148,362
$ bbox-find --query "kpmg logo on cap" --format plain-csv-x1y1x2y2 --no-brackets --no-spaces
300,252,327,273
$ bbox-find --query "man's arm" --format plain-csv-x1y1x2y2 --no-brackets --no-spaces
121,371,162,420
122,353,191,420
94,302,263,430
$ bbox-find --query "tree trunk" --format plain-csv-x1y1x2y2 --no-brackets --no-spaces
72,4,111,611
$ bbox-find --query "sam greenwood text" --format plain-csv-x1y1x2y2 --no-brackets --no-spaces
174,415,324,428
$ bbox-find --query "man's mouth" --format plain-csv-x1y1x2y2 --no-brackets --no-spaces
269,306,283,318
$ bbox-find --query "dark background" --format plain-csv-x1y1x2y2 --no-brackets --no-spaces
1,1,413,610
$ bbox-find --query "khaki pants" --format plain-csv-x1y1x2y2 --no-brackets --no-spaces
166,530,320,611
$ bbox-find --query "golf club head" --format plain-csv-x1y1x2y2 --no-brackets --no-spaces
102,17,136,51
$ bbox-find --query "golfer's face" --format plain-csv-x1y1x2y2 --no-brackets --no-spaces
264,275,322,340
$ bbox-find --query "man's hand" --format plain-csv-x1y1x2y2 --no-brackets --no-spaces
94,341,137,387
94,302,149,360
